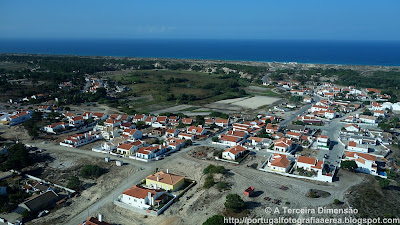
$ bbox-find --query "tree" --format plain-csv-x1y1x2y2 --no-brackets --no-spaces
224,194,245,213
67,176,81,190
203,174,215,189
203,215,225,225
203,164,226,174
340,161,358,171
1,143,32,171
212,137,219,142
80,165,104,179
135,121,146,129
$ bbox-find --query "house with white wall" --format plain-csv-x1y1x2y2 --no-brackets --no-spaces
267,154,292,173
344,152,378,176
120,185,167,210
222,145,247,161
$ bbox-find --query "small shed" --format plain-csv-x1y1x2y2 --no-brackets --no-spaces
115,160,123,167
105,157,111,162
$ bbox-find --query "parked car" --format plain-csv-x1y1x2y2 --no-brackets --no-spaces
38,210,49,218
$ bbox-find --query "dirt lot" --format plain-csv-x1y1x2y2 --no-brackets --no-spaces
95,148,366,225
25,149,137,225
206,96,281,111
0,125,31,142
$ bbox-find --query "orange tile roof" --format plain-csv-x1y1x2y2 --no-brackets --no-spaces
270,154,290,168
146,171,184,186
122,185,162,199
219,135,240,143
223,145,246,155
297,156,317,165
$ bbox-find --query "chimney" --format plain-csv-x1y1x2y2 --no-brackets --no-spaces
98,214,102,222
157,175,159,182
166,169,169,174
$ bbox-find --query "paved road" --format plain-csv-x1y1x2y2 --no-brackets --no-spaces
278,96,321,127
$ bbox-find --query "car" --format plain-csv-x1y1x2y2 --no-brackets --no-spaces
38,210,49,218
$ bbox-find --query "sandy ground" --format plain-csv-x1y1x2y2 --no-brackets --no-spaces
26,150,138,225
206,96,281,111
95,148,366,225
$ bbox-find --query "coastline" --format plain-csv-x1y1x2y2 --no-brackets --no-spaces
1,52,399,71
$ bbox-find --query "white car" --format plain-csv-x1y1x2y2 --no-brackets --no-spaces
38,210,49,218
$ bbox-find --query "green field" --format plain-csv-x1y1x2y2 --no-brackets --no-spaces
105,69,249,112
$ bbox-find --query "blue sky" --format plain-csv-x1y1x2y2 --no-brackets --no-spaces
1,0,399,40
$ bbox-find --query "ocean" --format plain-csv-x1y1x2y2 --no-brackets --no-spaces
0,39,399,66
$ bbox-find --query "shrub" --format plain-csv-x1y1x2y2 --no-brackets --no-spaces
80,165,104,179
216,182,228,190
203,174,215,189
67,176,81,190
203,215,225,225
333,199,341,204
224,194,245,213
203,164,226,174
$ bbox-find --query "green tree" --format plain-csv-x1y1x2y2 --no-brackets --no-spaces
203,215,225,225
67,176,81,190
203,174,215,189
340,161,358,171
80,165,104,179
224,194,245,213
1,143,32,171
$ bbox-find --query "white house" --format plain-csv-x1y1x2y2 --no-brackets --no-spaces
117,141,143,155
60,132,102,147
344,152,378,176
104,119,122,127
69,116,84,127
8,111,32,126
43,122,68,133
273,138,294,152
132,114,147,123
92,112,108,121
167,138,186,150
122,128,143,140
267,154,291,173
296,156,323,173
120,185,167,210
222,145,247,161
186,126,207,136
215,118,229,127
178,133,195,141
344,124,360,132
166,128,179,137
144,116,156,125
359,115,377,124
303,97,313,103
82,112,93,120
373,110,386,117
347,141,369,153
324,110,336,119
248,137,272,147
219,135,241,147
265,123,280,134
135,145,168,160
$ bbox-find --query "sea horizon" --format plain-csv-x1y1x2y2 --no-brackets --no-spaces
1,39,400,66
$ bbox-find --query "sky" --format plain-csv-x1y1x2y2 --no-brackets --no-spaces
1,0,399,41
